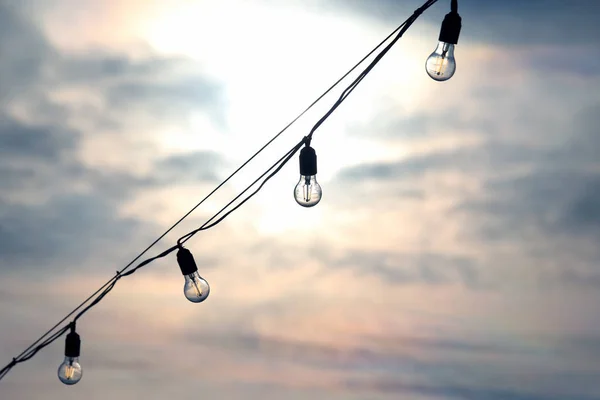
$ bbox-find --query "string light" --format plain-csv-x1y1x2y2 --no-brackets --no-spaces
177,247,210,303
0,0,462,385
426,0,462,81
294,143,322,207
57,324,82,385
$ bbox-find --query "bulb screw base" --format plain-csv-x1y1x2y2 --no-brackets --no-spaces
177,247,199,276
299,146,318,176
438,11,462,45
64,331,81,358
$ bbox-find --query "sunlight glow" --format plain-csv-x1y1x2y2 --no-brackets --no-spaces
141,0,431,160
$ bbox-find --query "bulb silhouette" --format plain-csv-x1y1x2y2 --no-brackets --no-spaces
426,41,456,81
58,356,82,385
294,175,322,207
177,247,210,303
59,327,82,385
295,145,322,207
183,271,210,303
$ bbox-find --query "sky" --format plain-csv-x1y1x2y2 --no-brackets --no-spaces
1,0,600,399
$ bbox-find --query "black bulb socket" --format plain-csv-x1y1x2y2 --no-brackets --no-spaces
64,331,81,358
177,247,198,276
438,11,462,45
299,146,317,176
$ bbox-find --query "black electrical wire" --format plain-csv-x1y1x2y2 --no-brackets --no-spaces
307,0,438,142
0,9,403,381
0,5,423,378
0,139,307,381
0,0,443,382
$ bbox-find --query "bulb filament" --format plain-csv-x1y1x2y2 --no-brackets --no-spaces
65,361,75,380
191,275,203,296
434,44,450,76
303,176,312,202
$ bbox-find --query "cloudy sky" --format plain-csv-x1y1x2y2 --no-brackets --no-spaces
1,0,600,399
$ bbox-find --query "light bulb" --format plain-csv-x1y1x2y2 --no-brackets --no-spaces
426,9,461,82
177,247,210,303
58,357,82,385
294,175,322,207
426,41,456,81
183,271,210,303
294,145,322,207
58,327,82,385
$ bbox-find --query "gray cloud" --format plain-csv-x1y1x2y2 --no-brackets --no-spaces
329,0,600,47
349,108,473,140
364,334,527,356
0,2,54,101
454,103,600,246
156,150,225,183
0,112,226,274
456,169,600,288
0,1,228,273
238,238,480,288
55,53,183,84
456,0,600,46
106,78,220,110
0,1,224,124
0,120,157,272
0,194,146,270
183,328,600,398
186,330,504,371
546,104,600,167
327,249,479,287
335,88,600,288
336,141,536,182
343,378,600,400
465,171,600,239
0,118,225,271
0,112,156,195
60,56,224,129
0,116,77,160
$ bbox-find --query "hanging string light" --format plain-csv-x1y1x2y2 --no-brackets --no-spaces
0,0,466,385
294,141,322,207
57,323,82,385
425,0,462,81
177,246,210,303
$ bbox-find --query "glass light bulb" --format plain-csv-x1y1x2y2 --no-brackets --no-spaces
57,356,82,385
184,271,210,303
426,41,456,81
294,175,322,207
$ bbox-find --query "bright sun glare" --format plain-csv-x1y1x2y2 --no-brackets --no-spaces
138,0,433,233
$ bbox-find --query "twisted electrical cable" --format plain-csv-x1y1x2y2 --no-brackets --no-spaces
0,0,442,382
